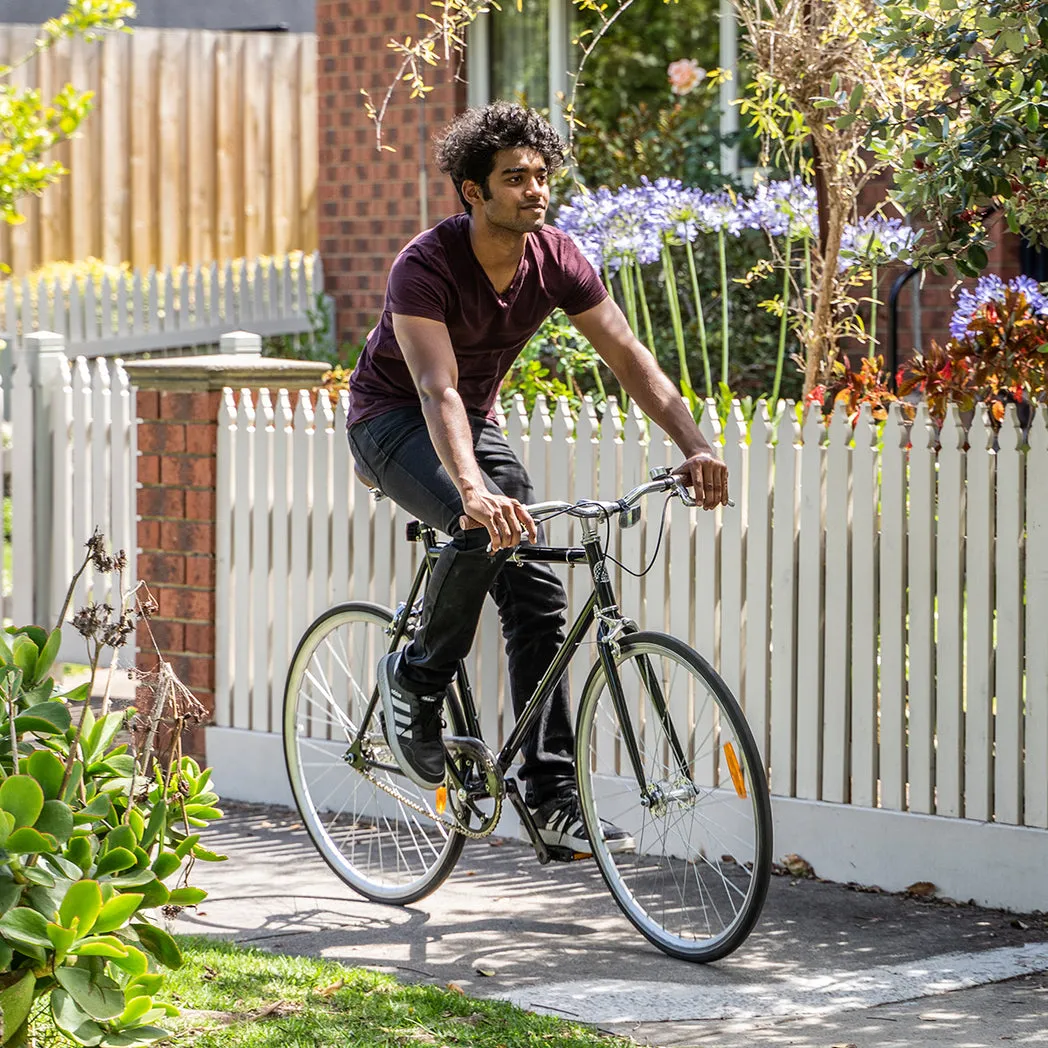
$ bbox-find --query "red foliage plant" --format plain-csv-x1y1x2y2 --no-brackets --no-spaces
899,288,1048,424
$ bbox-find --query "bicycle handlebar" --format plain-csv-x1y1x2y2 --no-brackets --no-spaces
524,468,734,523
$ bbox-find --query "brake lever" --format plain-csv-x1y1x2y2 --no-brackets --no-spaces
672,477,735,510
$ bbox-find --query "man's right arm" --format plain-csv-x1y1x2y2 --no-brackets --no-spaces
392,314,536,550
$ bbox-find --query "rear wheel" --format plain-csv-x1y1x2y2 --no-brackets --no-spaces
283,601,465,904
575,632,772,961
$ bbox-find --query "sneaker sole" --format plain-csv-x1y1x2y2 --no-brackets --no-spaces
376,652,446,792
537,827,636,855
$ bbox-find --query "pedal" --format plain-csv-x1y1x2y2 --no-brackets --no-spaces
545,845,593,863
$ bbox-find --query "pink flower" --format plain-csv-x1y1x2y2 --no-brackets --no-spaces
667,58,705,96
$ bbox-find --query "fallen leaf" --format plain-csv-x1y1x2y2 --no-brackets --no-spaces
446,982,466,995
316,979,344,997
906,881,936,898
246,1000,302,1021
202,965,219,982
831,1043,857,1047
475,967,495,977
783,853,815,878
488,838,505,847
1011,919,1030,930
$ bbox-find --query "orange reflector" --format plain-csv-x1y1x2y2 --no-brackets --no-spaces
724,743,747,798
435,786,447,814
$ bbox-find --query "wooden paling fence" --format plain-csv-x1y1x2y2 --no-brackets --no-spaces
0,25,318,274
213,390,1048,910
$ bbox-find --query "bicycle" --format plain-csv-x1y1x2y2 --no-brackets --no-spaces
282,466,773,962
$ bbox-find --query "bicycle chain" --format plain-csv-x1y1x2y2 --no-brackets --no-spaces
358,739,503,840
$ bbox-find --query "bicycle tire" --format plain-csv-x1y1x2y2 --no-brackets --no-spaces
575,631,772,962
283,601,466,905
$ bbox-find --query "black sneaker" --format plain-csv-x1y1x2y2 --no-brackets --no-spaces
376,652,446,791
532,792,635,855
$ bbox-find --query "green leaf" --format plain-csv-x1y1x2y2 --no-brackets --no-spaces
0,906,52,951
0,775,45,828
47,921,78,957
71,934,130,958
968,242,989,271
96,848,136,876
54,965,125,1021
51,987,106,1046
65,835,96,871
1036,343,1048,354
165,886,206,906
8,626,48,650
107,944,149,977
16,701,73,735
0,810,14,846
76,794,116,823
0,879,21,916
173,835,200,860
60,880,103,935
36,628,63,683
105,826,136,854
191,845,227,862
139,806,165,851
22,863,57,886
5,826,59,854
136,878,170,910
28,748,67,800
98,868,156,888
0,971,36,1043
98,1026,172,1047
93,893,144,934
150,852,180,881
11,634,38,682
36,799,75,843
131,922,183,970
848,82,864,110
59,682,92,704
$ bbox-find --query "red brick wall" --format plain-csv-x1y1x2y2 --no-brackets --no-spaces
136,389,222,759
856,173,1023,369
318,0,468,351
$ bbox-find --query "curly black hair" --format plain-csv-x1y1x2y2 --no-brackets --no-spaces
435,102,567,213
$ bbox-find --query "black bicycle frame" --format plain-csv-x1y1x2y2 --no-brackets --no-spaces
366,518,693,795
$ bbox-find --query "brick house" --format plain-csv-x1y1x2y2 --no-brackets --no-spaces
316,1,1045,364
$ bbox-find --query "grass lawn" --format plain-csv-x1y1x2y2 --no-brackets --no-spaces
40,936,638,1048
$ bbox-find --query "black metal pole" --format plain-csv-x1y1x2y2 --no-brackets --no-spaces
888,266,921,390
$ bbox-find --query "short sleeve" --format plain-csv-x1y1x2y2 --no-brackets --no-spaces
558,235,609,316
385,245,452,322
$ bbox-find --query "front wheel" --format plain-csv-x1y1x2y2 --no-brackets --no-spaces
283,601,466,905
575,632,772,962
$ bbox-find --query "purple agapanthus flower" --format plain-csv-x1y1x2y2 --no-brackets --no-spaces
838,216,917,271
739,178,817,238
950,274,1048,340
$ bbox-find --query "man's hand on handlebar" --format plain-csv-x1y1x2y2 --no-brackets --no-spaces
458,488,538,551
673,451,729,511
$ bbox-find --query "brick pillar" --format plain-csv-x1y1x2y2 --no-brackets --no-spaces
124,335,329,761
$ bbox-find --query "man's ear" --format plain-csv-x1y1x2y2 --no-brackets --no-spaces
461,179,484,208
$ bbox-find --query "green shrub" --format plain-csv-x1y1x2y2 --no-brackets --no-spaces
0,533,223,1048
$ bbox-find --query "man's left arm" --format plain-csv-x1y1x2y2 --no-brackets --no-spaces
569,296,728,510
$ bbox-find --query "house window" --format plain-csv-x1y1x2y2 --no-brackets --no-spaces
468,0,739,174
467,0,572,135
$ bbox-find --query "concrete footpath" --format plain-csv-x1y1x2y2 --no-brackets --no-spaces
174,802,1048,1047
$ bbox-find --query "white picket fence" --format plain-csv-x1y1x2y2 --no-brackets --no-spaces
208,388,1048,912
0,252,324,411
7,335,136,665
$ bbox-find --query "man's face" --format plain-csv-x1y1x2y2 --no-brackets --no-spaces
468,147,550,233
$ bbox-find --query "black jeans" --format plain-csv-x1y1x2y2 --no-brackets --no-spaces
348,406,574,807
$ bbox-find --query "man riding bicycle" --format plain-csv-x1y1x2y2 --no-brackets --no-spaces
346,101,729,856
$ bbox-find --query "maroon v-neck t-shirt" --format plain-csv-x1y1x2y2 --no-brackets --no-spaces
346,212,608,428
